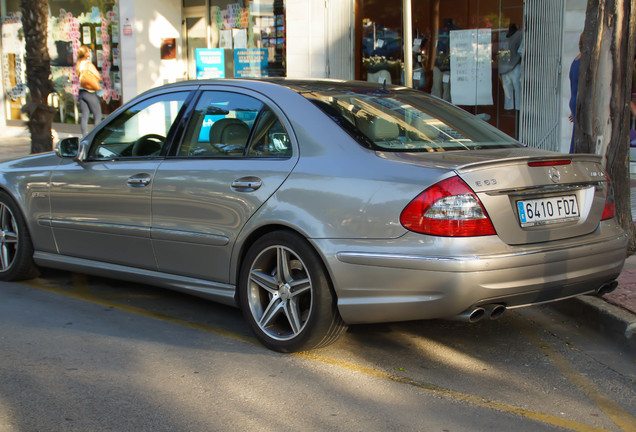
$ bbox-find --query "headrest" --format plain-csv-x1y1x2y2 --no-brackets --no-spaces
407,117,438,141
210,118,250,145
358,117,399,141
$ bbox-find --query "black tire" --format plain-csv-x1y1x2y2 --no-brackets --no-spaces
0,191,37,281
239,230,347,352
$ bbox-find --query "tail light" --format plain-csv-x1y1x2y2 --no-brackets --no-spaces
601,174,615,220
400,176,496,237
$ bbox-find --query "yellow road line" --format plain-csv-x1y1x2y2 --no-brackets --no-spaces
21,279,256,346
515,321,636,432
71,273,91,296
296,351,610,432
21,278,623,432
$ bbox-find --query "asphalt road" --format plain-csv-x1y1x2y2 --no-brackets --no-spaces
1,269,635,432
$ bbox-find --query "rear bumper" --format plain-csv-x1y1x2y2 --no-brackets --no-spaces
313,222,628,324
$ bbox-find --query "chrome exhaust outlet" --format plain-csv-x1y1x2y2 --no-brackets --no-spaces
452,307,486,323
595,281,618,297
485,304,506,320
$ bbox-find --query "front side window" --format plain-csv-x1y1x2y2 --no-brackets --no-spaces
179,91,291,157
305,87,521,152
89,92,189,159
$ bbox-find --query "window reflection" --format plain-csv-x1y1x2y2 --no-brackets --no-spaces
360,0,524,139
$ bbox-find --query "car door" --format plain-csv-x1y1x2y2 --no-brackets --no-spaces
49,91,191,269
151,88,298,283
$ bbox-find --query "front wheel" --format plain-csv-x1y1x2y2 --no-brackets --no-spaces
0,191,37,281
239,231,347,352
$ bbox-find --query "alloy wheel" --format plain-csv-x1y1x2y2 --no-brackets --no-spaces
246,245,313,341
0,203,18,271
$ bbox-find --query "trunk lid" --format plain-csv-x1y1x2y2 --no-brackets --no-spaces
382,149,610,245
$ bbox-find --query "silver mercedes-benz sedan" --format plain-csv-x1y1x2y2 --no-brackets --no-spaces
0,79,627,352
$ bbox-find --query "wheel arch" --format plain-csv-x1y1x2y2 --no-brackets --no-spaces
0,185,31,231
232,223,338,305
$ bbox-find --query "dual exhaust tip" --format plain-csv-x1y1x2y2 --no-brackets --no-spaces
454,280,619,324
454,304,506,323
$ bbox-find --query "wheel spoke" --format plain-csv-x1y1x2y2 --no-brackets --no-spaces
2,234,17,244
283,298,302,335
250,269,278,295
0,205,8,229
0,204,16,271
0,244,8,270
289,277,310,297
277,247,292,283
259,295,284,328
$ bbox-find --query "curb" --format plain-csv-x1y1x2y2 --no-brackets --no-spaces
549,295,636,354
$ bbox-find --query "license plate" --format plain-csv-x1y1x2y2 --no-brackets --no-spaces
516,195,579,227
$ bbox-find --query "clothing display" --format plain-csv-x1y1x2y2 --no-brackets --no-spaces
501,63,521,110
498,25,523,110
431,66,451,101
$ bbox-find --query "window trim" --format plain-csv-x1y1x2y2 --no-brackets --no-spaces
172,89,294,160
85,90,194,162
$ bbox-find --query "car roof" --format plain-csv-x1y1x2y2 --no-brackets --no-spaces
149,78,408,96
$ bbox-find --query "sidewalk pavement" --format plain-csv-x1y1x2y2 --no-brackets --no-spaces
1,124,635,351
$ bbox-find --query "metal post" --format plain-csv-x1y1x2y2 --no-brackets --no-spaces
403,0,413,87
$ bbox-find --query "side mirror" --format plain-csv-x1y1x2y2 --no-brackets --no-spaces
54,137,87,161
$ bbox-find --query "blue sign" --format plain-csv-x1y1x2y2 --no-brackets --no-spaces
195,49,225,79
233,49,268,78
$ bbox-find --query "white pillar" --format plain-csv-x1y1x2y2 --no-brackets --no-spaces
403,0,413,87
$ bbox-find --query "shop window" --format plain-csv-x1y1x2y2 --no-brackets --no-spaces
194,0,285,79
1,1,122,123
359,0,523,139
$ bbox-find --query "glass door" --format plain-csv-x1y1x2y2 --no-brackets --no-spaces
183,6,208,80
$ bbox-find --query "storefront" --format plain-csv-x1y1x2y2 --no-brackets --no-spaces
360,0,525,140
0,0,286,129
1,0,583,153
286,0,583,153
2,0,123,124
183,0,285,80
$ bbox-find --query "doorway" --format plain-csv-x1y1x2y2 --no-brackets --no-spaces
183,6,208,80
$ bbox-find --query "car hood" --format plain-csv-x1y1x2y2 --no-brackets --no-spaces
0,151,59,170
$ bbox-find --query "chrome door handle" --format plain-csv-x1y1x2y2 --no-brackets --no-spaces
231,177,262,191
127,174,152,187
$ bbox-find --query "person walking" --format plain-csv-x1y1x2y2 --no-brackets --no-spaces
76,45,102,135
568,35,583,153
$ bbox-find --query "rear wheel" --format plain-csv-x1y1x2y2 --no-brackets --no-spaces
0,191,37,281
239,231,347,352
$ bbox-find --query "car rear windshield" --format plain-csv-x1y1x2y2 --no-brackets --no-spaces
303,87,522,152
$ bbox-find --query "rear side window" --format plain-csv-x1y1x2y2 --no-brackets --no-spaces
305,88,521,152
178,91,291,158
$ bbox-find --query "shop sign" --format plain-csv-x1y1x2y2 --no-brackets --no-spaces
195,49,225,79
233,49,268,78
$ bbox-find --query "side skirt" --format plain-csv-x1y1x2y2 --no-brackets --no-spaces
33,251,238,307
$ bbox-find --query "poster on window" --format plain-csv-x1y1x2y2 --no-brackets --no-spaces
195,48,225,79
234,49,268,77
449,29,493,106
2,22,22,53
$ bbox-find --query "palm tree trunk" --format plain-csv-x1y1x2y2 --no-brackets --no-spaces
20,0,54,154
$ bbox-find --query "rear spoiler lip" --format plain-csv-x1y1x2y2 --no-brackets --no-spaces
454,153,602,174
